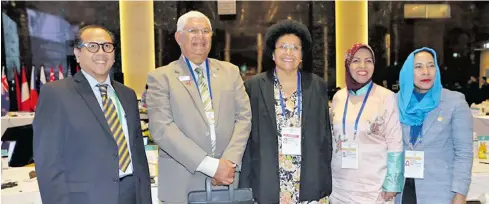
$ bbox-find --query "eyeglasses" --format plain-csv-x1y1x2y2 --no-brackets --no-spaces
182,28,213,36
276,43,302,53
77,42,115,53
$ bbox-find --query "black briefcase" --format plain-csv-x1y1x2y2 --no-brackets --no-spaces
188,177,254,204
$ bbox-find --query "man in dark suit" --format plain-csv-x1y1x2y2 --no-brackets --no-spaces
33,25,151,204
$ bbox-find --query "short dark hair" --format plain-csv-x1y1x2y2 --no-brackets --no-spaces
483,76,487,80
74,24,115,48
264,19,312,58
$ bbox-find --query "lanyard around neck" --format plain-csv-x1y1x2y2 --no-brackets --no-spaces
185,57,212,100
274,69,302,120
101,86,124,124
342,82,373,139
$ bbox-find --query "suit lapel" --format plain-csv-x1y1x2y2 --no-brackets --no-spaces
402,124,411,146
422,107,440,136
299,72,312,129
421,91,444,143
173,56,208,124
73,72,113,141
261,71,277,129
112,82,136,146
208,60,223,126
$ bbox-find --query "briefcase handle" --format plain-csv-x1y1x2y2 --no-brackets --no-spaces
205,177,234,201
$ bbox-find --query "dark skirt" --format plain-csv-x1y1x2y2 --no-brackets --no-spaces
402,178,417,204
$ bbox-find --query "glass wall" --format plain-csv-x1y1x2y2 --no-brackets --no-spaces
3,1,489,92
1,1,121,82
153,1,337,86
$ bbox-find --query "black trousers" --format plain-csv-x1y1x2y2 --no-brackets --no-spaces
402,178,417,204
119,175,137,204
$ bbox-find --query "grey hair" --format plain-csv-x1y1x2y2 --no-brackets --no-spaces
176,11,212,32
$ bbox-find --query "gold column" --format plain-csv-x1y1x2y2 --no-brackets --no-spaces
480,50,489,87
119,0,155,98
385,34,391,67
335,0,368,88
257,33,263,73
225,31,231,62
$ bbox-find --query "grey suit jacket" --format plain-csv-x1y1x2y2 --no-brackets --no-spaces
146,56,252,202
33,72,151,204
395,89,473,204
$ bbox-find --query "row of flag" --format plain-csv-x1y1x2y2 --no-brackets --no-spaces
1,64,81,116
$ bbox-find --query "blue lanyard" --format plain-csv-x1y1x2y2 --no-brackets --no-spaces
274,69,301,120
185,57,212,100
409,125,423,150
342,82,373,139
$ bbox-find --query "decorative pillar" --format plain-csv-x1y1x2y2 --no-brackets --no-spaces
257,33,263,73
119,0,155,98
224,31,231,62
335,0,368,88
481,50,489,87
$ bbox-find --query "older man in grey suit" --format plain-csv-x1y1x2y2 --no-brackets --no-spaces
146,11,252,203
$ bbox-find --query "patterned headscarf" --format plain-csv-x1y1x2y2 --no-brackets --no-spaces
344,43,375,91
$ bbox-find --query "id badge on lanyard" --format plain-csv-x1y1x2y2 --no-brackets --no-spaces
404,150,424,178
206,111,217,145
281,127,301,155
405,128,424,178
275,69,302,156
341,142,358,169
340,83,373,169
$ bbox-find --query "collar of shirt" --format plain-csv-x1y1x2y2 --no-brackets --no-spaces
348,81,372,96
81,69,113,90
184,56,208,75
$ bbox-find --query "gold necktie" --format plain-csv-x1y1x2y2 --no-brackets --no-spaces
98,84,131,171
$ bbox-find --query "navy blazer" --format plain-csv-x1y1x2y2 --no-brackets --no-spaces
33,72,151,204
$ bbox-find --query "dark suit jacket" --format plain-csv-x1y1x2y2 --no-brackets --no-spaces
239,70,333,203
33,72,151,204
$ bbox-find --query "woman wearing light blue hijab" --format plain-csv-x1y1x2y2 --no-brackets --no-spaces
396,47,473,204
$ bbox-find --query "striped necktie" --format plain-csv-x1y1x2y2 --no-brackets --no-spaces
194,67,216,154
98,84,131,172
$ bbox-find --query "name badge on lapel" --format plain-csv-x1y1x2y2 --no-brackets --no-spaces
179,76,191,86
179,76,190,81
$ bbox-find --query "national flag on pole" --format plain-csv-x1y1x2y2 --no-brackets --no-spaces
58,64,64,80
1,66,10,116
29,66,38,111
49,66,55,82
66,64,72,77
39,65,46,91
20,65,30,112
14,66,21,110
